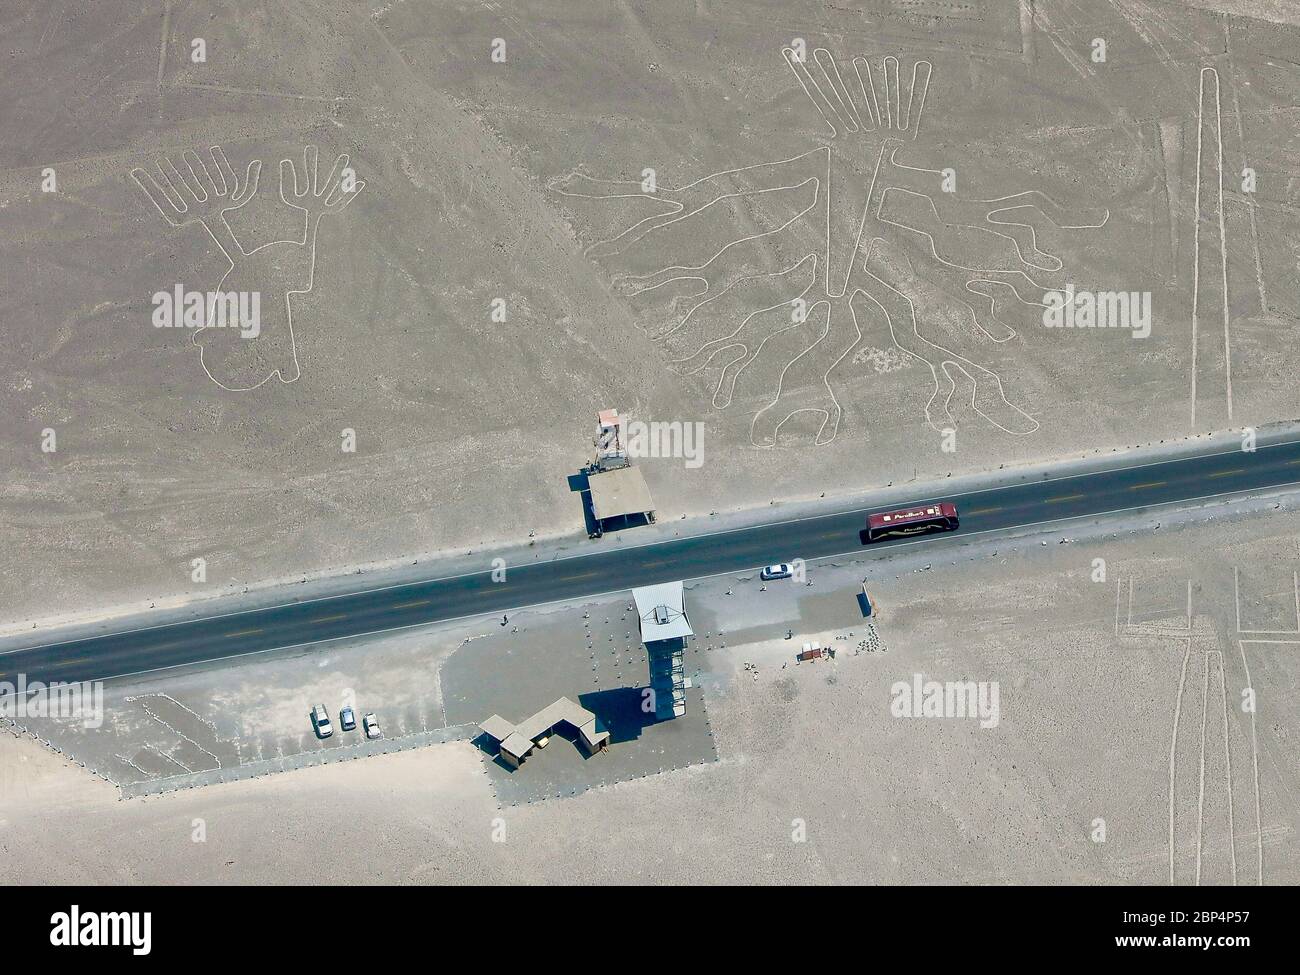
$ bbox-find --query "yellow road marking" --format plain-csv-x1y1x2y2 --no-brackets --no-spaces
1047,494,1085,503
1208,468,1245,478
391,599,430,610
965,507,1003,516
225,628,264,638
310,613,348,623
1129,481,1167,490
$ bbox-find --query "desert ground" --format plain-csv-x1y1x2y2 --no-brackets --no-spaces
1,0,1299,630
3,487,1297,884
2,0,1299,887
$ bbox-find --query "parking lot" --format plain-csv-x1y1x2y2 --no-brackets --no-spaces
9,586,735,801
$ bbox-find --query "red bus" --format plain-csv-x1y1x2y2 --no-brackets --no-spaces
866,502,959,542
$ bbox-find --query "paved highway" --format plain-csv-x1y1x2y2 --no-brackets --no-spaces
6,439,1300,685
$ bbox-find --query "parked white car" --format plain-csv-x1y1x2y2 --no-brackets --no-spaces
362,713,382,739
760,563,794,580
311,704,333,738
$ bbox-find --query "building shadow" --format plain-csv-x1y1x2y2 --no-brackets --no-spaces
579,687,659,745
568,470,601,537
856,591,873,617
471,731,521,772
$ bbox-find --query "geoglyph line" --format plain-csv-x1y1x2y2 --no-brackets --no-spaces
613,183,821,294
131,144,364,391
857,262,1040,435
784,49,932,141
1223,24,1269,316
126,692,224,770
1236,640,1267,885
145,742,193,775
1121,576,1193,635
885,145,1111,269
1155,575,1259,885
660,255,815,343
1217,649,1237,886
1233,566,1300,634
1169,634,1191,884
550,148,828,259
1191,66,1232,426
553,49,1104,444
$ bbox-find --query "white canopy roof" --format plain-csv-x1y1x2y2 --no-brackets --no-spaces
632,581,693,642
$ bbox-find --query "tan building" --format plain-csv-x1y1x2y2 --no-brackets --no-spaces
586,465,656,536
478,697,611,769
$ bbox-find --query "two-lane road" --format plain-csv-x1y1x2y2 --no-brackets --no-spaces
6,439,1300,685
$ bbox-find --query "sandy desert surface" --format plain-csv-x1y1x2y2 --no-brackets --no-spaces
2,0,1299,888
4,491,1296,884
3,0,1300,629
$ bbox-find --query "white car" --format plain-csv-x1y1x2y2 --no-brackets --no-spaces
362,713,381,739
311,704,333,738
760,563,794,580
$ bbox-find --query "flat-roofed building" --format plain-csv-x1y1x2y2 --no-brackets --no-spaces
478,697,611,769
586,465,656,537
499,732,534,768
